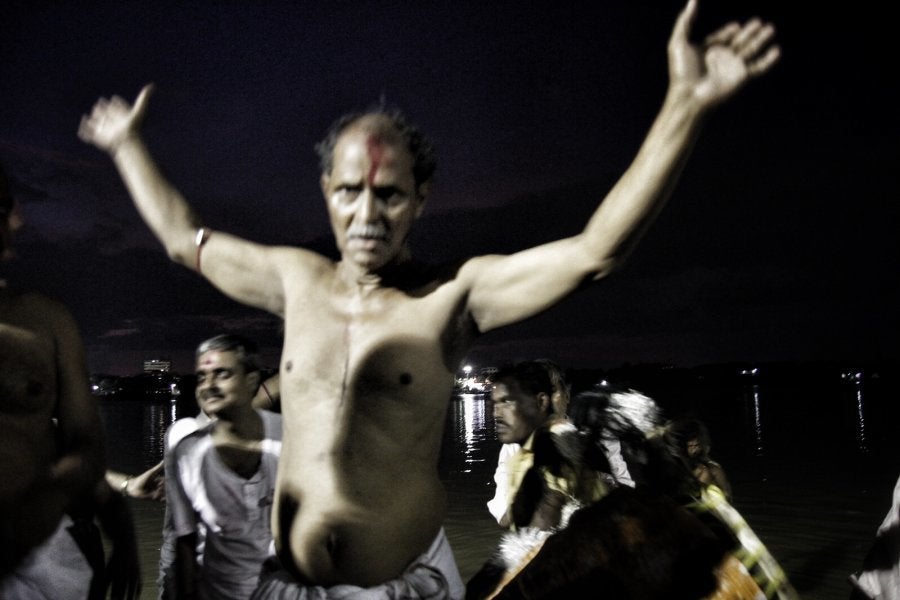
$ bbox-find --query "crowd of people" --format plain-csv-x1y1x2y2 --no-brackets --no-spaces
11,1,879,598
469,361,807,599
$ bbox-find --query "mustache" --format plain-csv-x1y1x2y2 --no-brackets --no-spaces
347,224,387,240
200,389,223,400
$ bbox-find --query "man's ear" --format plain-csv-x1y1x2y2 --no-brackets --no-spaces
414,181,431,218
247,370,261,397
320,173,331,199
537,392,552,415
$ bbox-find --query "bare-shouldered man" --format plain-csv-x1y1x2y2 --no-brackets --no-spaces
0,171,106,579
78,1,780,594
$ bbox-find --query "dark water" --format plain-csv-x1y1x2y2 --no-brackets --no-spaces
99,364,900,600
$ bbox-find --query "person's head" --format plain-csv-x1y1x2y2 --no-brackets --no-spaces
0,166,24,262
491,361,554,445
316,108,436,273
194,334,261,418
534,358,569,418
569,381,662,453
668,418,712,461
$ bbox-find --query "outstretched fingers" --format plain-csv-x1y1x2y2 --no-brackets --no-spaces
737,22,780,76
705,17,780,78
704,22,741,48
746,44,780,77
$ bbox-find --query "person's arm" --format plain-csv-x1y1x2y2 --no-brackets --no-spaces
252,372,281,412
158,427,184,599
487,443,519,524
707,462,732,500
464,0,780,333
46,297,106,506
78,86,288,316
93,480,142,600
165,462,200,599
105,460,165,501
46,298,138,596
601,437,635,488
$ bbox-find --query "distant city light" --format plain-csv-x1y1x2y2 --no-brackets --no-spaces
456,363,488,393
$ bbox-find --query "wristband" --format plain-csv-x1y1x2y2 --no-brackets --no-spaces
120,475,132,497
195,227,210,273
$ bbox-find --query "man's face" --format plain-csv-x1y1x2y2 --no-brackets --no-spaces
321,122,425,272
686,438,702,458
195,349,257,418
492,379,550,445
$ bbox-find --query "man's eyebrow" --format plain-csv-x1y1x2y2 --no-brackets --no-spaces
335,179,363,188
196,367,233,376
373,184,406,197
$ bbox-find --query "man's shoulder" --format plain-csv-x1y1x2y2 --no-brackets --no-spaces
385,257,482,293
258,408,283,438
166,417,214,454
1,288,75,327
259,407,282,422
275,244,338,276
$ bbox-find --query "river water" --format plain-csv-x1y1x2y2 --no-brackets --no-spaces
99,363,900,600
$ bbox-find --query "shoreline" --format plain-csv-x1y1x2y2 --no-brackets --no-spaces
124,456,898,600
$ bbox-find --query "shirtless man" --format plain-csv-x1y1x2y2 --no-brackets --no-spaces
0,166,104,567
78,1,779,594
1,167,139,599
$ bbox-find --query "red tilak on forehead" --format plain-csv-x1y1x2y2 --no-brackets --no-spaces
365,134,387,186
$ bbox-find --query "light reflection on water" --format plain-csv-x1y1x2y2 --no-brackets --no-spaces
742,383,765,456
848,375,869,454
441,393,497,478
99,370,888,477
98,373,898,600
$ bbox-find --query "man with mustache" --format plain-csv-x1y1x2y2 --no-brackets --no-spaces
489,361,593,532
164,333,282,600
78,1,780,596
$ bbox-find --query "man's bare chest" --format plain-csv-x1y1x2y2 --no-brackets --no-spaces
0,324,55,413
279,279,471,396
286,277,468,341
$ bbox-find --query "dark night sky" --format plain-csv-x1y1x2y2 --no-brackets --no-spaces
1,1,897,375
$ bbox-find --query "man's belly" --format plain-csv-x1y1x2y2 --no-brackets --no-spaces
273,469,447,587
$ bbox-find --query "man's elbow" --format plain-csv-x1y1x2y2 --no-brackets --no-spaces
165,244,195,269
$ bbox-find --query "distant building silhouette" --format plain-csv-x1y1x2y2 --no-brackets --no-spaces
143,358,171,373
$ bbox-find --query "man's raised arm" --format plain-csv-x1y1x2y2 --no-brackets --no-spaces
466,0,779,333
79,85,285,314
79,85,200,267
579,0,779,273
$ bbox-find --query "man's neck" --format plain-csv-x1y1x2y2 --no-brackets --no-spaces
211,409,266,479
337,251,420,290
212,406,262,440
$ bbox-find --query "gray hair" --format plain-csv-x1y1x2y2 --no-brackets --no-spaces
315,106,437,187
195,333,261,374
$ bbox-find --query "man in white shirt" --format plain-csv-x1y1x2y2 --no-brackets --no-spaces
164,334,282,600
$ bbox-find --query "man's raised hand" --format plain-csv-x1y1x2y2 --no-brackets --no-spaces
78,84,154,153
668,0,780,108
